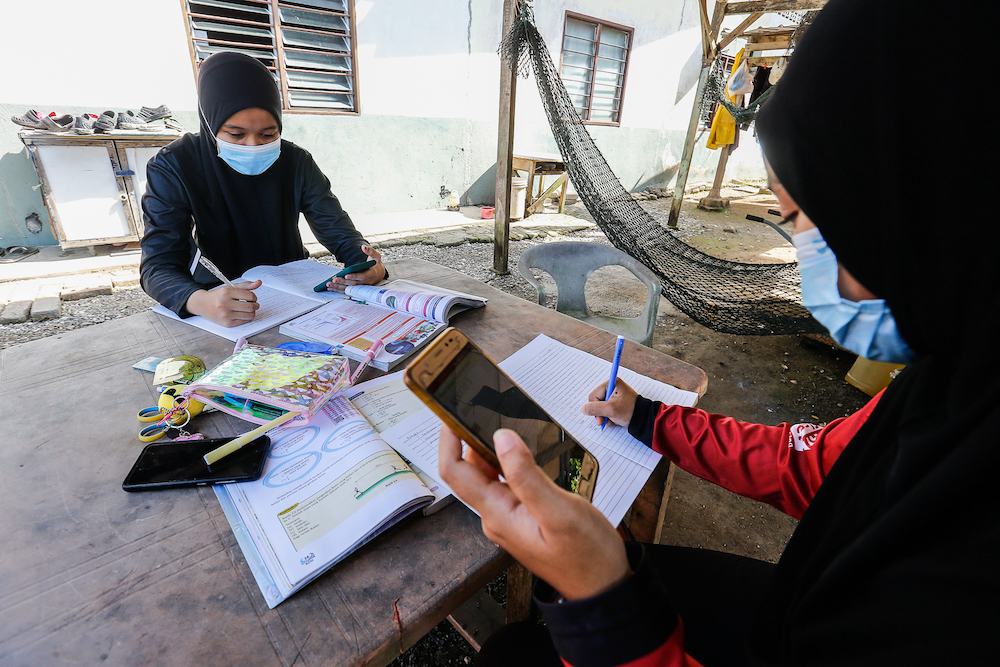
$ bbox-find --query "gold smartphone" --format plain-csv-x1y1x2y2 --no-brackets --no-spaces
403,327,598,502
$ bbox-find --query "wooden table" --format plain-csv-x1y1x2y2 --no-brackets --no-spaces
0,258,706,666
512,153,570,215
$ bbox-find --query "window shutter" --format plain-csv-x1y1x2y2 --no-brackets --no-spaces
183,0,359,113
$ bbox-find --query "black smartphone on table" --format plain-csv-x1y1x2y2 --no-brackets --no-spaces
122,436,271,491
403,328,599,501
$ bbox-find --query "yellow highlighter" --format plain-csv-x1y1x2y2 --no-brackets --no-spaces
203,410,298,466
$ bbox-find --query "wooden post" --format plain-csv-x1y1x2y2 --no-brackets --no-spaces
698,143,732,210
668,0,728,228
667,65,710,228
493,0,519,275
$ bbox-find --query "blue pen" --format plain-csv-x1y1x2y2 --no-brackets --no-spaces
602,335,626,430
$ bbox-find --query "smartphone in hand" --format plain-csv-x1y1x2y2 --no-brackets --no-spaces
404,328,598,501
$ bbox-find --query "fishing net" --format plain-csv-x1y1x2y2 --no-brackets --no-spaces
499,6,823,335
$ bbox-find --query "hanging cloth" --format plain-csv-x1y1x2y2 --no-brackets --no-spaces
706,48,746,150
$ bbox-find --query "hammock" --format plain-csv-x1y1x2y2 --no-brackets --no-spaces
500,10,824,335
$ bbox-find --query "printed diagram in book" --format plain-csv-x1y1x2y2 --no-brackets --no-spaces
274,449,419,552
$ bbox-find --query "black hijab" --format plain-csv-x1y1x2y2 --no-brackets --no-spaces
754,0,999,663
179,52,305,281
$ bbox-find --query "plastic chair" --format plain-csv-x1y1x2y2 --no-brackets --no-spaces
517,242,661,346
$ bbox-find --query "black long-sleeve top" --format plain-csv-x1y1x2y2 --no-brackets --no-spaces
139,135,369,317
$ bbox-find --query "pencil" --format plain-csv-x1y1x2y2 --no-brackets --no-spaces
203,410,298,465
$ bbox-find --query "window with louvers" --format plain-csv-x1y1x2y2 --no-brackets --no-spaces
183,0,359,114
558,13,632,126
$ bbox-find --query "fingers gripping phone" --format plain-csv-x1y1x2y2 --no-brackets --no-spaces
404,328,598,501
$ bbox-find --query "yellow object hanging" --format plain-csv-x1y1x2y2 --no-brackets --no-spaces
706,48,746,150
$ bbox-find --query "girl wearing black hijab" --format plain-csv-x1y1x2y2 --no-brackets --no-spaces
437,0,999,665
140,52,385,327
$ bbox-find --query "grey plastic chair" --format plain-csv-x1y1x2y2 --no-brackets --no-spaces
517,241,661,346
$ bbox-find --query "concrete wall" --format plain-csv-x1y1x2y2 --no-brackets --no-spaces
0,0,768,248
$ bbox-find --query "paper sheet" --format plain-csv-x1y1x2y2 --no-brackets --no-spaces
372,335,698,527
500,335,698,525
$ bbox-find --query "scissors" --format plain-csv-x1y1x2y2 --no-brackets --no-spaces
136,387,205,442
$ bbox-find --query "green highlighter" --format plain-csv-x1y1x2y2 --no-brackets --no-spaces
313,260,377,292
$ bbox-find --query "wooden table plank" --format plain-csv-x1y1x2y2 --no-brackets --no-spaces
0,258,706,666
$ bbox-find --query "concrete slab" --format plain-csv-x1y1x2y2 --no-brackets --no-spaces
30,296,61,321
111,269,141,289
61,274,114,301
6,280,42,302
0,300,32,324
35,278,65,299
0,244,138,284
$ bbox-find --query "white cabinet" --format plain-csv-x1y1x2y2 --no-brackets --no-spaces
20,131,180,249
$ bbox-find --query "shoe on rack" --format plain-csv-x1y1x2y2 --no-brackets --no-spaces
93,110,116,133
118,110,157,131
72,115,95,134
117,111,141,129
137,104,172,122
40,114,75,132
11,109,45,129
163,117,184,131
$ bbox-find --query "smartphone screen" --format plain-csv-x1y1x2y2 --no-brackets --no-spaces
122,436,270,491
426,343,571,462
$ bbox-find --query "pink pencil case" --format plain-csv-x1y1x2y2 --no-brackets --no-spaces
182,341,350,425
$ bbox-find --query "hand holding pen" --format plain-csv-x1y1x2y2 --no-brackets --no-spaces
186,256,261,327
580,336,640,429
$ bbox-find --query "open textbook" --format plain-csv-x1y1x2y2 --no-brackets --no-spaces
339,334,700,527
151,259,486,348
215,334,696,607
279,280,487,371
214,386,452,608
151,259,353,341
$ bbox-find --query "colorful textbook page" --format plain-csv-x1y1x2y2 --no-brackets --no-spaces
279,279,487,372
214,395,435,608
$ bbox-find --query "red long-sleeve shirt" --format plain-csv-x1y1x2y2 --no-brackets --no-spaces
536,392,882,667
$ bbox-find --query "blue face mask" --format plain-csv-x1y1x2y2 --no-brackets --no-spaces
216,136,280,175
794,227,916,364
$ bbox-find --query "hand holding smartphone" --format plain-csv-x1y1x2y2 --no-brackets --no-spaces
313,260,378,292
404,328,598,501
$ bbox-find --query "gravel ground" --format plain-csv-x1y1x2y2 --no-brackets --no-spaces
0,223,606,350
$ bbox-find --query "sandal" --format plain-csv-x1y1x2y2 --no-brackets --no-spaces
10,109,45,129
138,104,172,122
0,246,40,263
93,110,116,133
40,114,74,132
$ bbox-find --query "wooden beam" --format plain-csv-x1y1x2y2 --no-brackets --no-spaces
493,0,518,275
447,588,507,652
709,0,728,46
718,12,763,52
668,64,711,228
745,38,792,52
747,55,783,66
698,0,714,62
724,0,828,15
526,172,569,215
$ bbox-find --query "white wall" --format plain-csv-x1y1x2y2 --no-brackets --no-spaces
1,1,198,111
0,0,773,245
